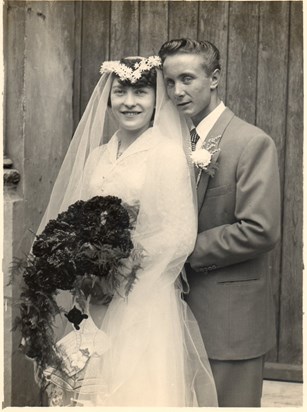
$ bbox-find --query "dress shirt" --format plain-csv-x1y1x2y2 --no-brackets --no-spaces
195,102,226,149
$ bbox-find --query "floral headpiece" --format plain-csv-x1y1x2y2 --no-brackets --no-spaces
100,56,161,83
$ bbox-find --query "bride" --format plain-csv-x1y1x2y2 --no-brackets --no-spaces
37,56,217,406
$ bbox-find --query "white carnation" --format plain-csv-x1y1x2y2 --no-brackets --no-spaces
191,148,212,168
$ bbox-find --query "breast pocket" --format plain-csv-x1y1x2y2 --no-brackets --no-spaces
217,277,260,285
217,270,261,284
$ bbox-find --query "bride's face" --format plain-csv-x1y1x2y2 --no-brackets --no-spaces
110,78,156,134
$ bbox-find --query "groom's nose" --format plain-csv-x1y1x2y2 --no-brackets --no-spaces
173,82,185,98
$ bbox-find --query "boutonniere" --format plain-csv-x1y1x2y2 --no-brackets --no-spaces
191,147,221,185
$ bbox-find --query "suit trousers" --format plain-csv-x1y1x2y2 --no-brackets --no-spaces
209,356,265,407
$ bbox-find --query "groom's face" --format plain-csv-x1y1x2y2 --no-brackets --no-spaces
162,53,215,125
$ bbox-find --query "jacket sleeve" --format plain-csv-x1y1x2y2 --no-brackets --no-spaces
189,133,281,271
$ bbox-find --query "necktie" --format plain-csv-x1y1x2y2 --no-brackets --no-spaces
190,128,200,151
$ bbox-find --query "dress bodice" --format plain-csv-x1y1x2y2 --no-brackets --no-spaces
82,130,154,206
48,128,217,407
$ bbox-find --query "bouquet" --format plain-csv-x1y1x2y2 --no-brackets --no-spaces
12,195,142,383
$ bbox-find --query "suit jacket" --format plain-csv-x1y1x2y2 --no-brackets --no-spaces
185,107,281,360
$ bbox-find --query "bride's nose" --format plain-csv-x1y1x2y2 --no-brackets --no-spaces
123,90,136,107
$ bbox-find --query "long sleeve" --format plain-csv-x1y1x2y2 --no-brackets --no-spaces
130,139,197,294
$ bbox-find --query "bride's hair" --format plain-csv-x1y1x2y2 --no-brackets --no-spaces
108,57,157,108
116,57,157,89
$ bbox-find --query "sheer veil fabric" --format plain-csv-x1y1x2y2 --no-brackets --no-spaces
37,71,194,233
39,68,218,406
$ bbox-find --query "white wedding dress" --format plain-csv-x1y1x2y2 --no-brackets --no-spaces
51,128,217,407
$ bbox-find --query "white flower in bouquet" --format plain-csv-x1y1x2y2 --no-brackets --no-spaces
70,349,89,370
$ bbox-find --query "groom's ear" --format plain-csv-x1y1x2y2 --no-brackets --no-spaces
210,69,220,90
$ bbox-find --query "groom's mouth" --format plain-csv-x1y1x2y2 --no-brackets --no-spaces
177,102,191,108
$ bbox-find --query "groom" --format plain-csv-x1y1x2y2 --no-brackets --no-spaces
159,39,281,407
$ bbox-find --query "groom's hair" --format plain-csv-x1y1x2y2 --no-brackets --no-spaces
158,38,221,76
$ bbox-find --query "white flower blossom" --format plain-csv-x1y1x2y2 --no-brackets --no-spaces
190,148,212,169
99,56,161,83
70,350,89,370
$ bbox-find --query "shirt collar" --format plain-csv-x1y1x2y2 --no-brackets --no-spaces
195,101,226,143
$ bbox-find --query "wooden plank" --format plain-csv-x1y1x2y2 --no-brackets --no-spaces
264,362,303,383
3,197,16,407
5,0,27,180
139,0,168,56
265,250,281,362
5,2,36,405
81,0,111,114
168,0,199,40
262,379,303,407
9,2,76,405
256,0,289,185
256,1,290,363
278,0,303,366
226,1,259,123
73,0,82,129
110,0,139,59
23,1,76,240
198,1,229,102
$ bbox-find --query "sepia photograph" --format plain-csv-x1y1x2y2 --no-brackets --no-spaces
2,0,303,407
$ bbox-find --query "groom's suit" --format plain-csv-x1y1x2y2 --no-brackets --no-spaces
186,107,280,406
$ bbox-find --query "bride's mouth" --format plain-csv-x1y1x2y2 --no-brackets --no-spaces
121,111,142,117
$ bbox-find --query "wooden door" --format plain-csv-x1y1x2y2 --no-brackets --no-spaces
74,0,303,381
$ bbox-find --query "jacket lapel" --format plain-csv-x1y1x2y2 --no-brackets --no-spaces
197,107,235,213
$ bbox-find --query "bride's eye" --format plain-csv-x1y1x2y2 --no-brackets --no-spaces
135,88,147,95
166,79,174,88
112,88,125,96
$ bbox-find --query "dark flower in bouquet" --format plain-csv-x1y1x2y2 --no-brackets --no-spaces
12,195,142,382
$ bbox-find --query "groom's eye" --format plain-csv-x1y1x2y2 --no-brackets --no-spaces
165,79,174,88
182,75,193,84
